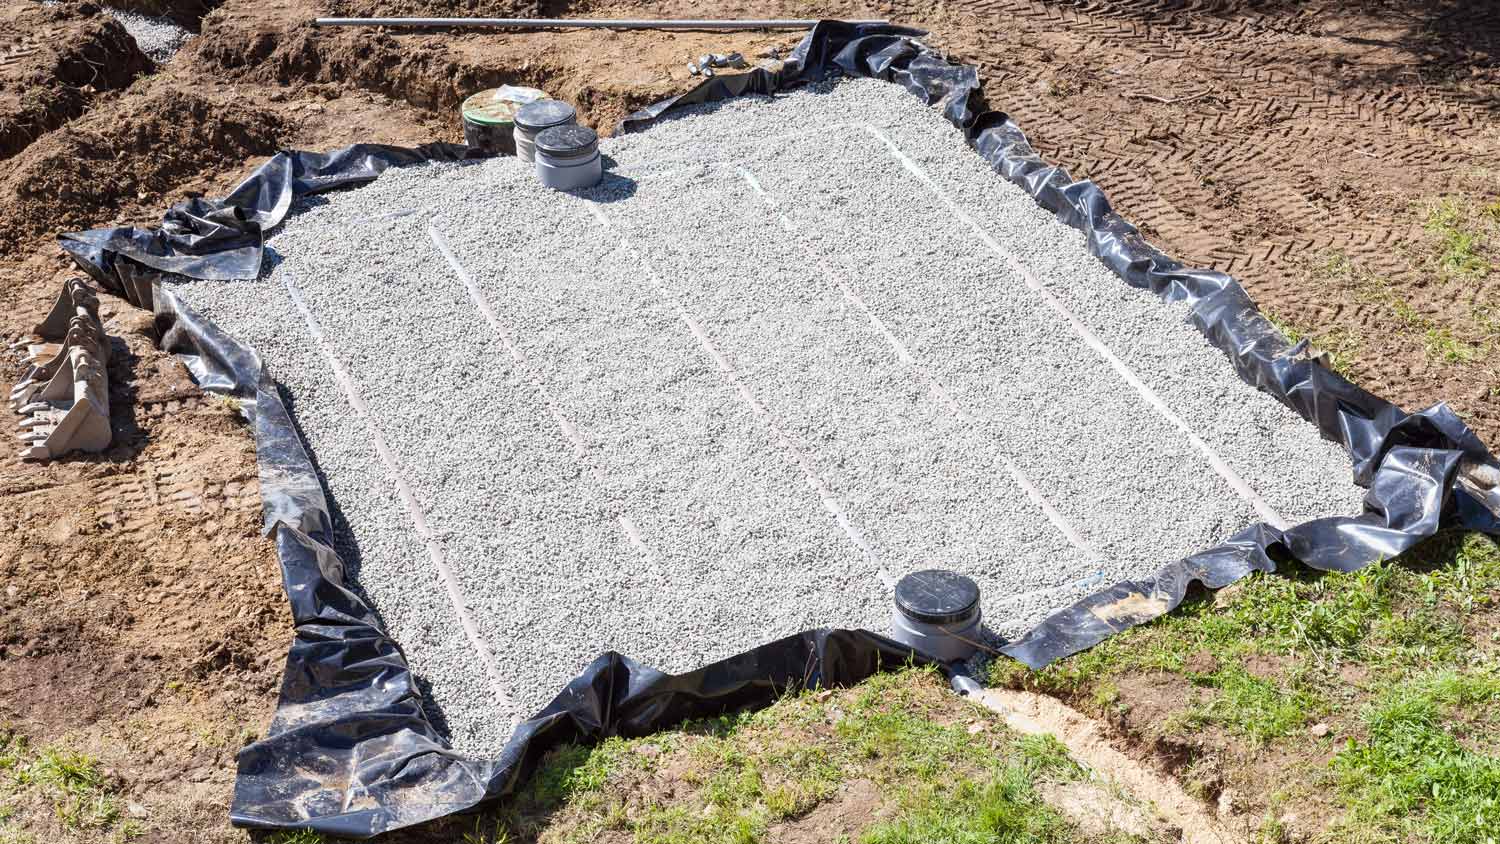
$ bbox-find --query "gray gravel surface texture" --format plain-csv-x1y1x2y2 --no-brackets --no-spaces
174,78,1367,757
105,6,193,63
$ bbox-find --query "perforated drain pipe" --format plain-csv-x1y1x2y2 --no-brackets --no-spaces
314,17,890,30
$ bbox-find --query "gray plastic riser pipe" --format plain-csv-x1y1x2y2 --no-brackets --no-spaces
313,17,891,30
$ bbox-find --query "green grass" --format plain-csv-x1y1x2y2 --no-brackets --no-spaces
1174,663,1323,745
486,668,1102,844
859,728,1081,844
1425,198,1492,280
992,530,1500,842
1304,246,1495,367
1262,312,1362,379
1425,326,1485,363
0,729,136,839
999,533,1499,694
264,830,329,844
859,766,1072,844
1332,668,1500,844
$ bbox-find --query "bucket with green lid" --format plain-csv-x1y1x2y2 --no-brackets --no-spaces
461,85,547,155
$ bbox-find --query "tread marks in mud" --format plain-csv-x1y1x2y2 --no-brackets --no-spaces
967,0,1494,139
960,0,1495,278
949,0,1500,446
96,453,260,538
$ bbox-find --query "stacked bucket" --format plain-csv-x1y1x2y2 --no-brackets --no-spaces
10,278,113,461
461,87,601,190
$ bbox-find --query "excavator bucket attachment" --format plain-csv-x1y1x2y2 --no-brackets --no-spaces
10,279,112,461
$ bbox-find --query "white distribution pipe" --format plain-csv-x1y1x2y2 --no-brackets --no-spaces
314,17,890,30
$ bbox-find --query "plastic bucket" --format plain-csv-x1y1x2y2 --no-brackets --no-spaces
534,124,602,190
460,86,547,155
889,569,982,663
515,100,577,164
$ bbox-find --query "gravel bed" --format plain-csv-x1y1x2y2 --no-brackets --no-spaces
104,6,192,63
175,77,1368,755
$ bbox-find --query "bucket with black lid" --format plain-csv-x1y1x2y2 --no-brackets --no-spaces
515,100,577,164
890,569,982,663
534,124,602,191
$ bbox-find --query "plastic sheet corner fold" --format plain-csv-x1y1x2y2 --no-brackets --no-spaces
57,18,1500,837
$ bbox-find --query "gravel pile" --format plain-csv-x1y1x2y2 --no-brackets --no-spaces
174,78,1367,756
104,6,193,63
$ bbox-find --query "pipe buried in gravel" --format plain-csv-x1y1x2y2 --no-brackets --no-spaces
281,272,518,721
587,201,896,589
737,165,1103,562
861,123,1291,532
427,222,658,564
174,79,1368,751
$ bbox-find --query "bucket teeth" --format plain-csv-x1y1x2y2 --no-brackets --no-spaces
10,278,112,461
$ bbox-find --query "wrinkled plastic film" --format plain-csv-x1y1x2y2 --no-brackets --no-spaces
56,20,1498,836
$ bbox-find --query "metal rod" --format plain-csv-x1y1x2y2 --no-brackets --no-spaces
313,17,890,30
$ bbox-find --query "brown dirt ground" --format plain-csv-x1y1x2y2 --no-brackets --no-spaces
0,0,1496,841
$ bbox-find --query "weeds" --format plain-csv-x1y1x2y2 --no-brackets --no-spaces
0,731,136,839
264,830,329,844
498,668,1097,844
1262,311,1362,378
1333,668,1500,844
1424,198,1492,280
1305,247,1493,365
1425,326,1485,363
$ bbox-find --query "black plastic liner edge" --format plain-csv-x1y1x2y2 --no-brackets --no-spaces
57,19,1500,838
622,20,1500,670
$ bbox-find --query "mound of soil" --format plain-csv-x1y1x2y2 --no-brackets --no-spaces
0,85,283,252
325,0,552,16
0,2,152,160
192,6,796,130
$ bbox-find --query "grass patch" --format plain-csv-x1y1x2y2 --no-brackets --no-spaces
1332,668,1500,843
1424,197,1492,280
264,831,328,844
483,668,1104,844
1175,664,1322,745
860,766,1072,844
1262,312,1362,378
1424,326,1485,363
1303,247,1494,366
994,531,1500,840
1001,532,1499,695
0,728,137,840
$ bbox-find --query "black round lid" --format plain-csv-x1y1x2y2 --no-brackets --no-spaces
515,99,577,131
894,569,980,625
535,124,598,157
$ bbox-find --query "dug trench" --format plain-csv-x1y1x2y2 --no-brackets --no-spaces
0,0,1497,842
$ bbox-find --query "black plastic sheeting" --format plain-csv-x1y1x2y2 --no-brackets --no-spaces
55,19,1500,838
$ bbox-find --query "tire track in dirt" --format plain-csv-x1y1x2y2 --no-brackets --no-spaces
943,0,1500,444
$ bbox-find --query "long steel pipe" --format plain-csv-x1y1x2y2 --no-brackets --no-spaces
313,17,890,30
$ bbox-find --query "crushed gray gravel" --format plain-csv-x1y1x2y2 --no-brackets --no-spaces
104,6,192,63
174,77,1367,756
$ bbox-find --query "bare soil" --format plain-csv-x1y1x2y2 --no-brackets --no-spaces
0,2,151,160
1,0,1496,841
